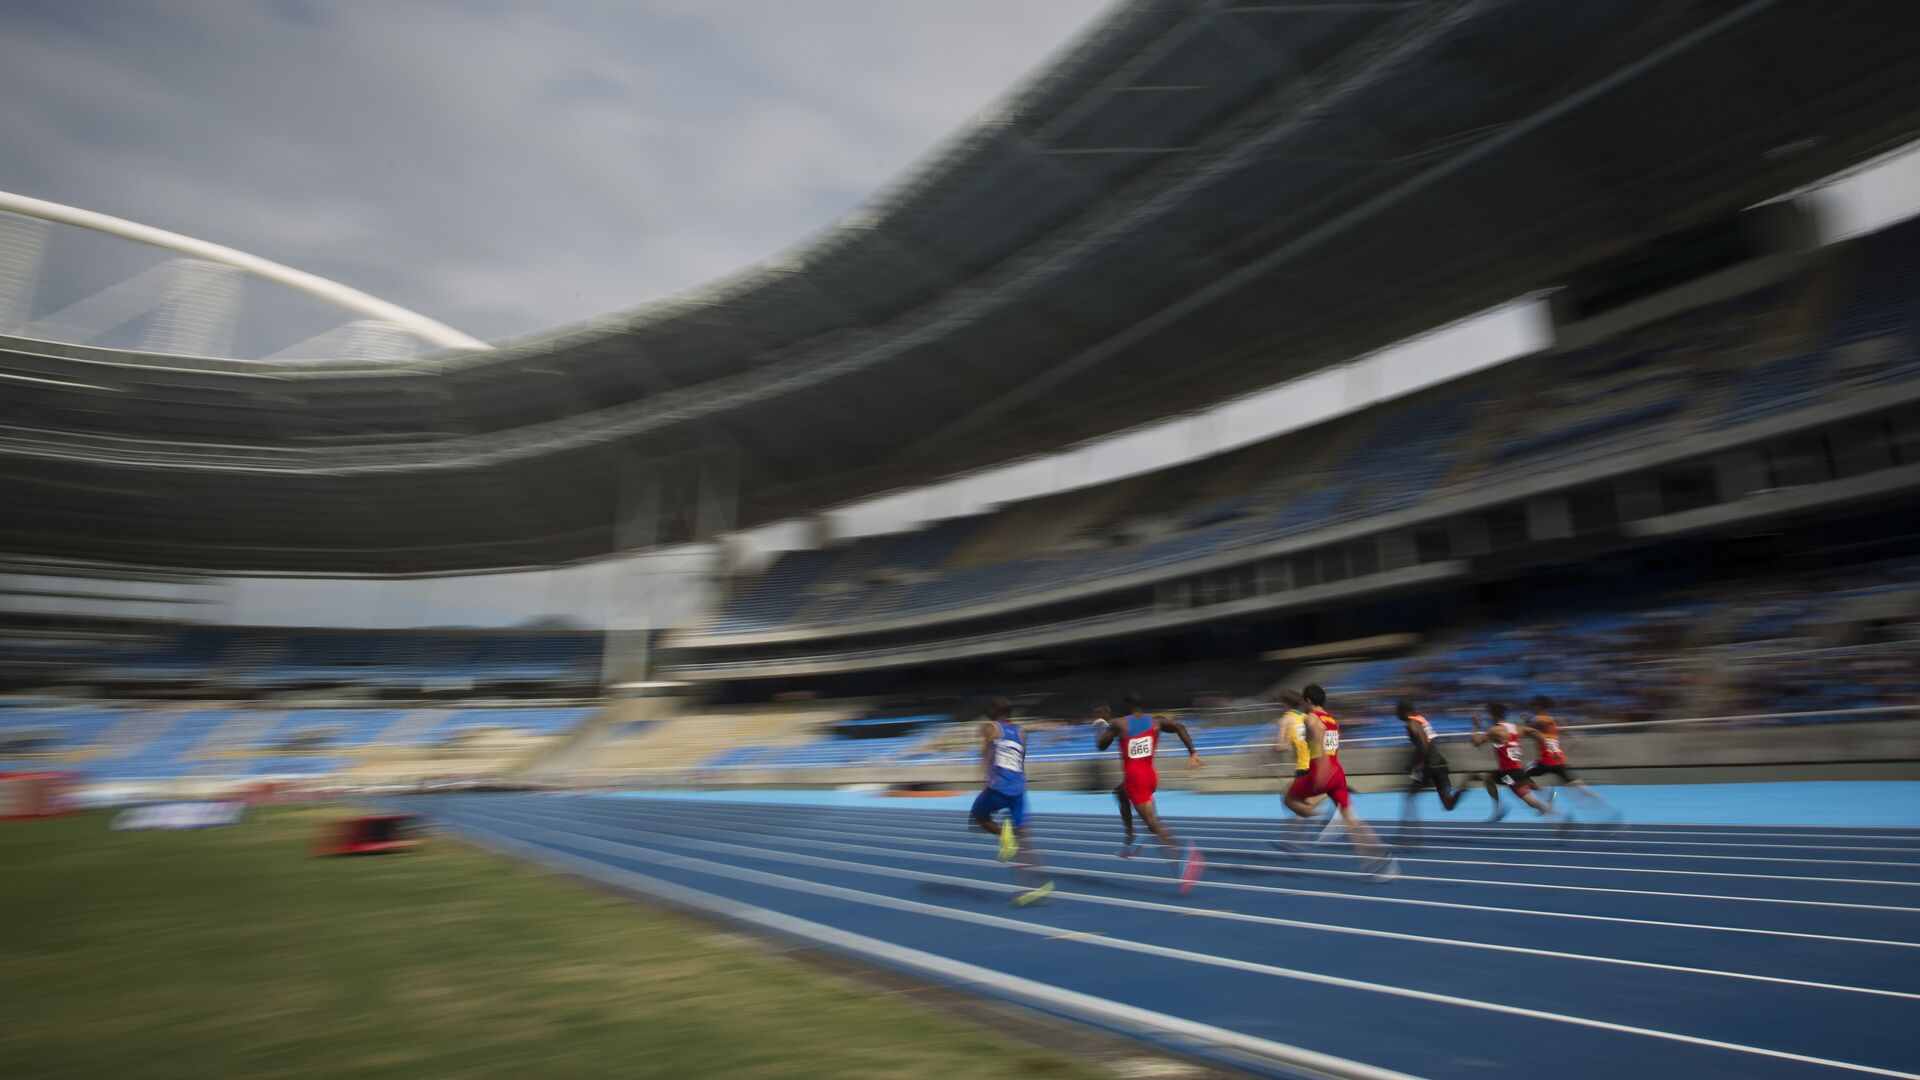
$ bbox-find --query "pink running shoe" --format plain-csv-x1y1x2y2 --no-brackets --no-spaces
1179,845,1205,895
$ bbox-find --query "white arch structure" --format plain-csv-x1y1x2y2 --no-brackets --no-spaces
0,190,490,352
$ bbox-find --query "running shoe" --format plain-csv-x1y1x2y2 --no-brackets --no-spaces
998,820,1017,862
1312,813,1343,846
1179,845,1205,895
1013,880,1056,907
1363,855,1402,882
1118,842,1143,859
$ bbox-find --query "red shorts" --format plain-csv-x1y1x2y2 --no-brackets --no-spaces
1286,762,1351,810
1121,771,1157,808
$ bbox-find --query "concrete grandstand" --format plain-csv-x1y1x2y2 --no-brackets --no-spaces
3,0,1920,798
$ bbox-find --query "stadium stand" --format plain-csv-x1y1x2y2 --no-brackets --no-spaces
0,627,601,691
0,700,598,783
680,216,1920,645
684,555,1919,779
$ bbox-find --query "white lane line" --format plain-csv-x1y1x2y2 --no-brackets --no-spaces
634,799,1920,877
445,816,1414,1080
606,799,1920,907
538,800,1920,945
614,796,1920,853
486,800,1920,1002
986,818,1920,878
639,798,1920,845
448,804,1920,1080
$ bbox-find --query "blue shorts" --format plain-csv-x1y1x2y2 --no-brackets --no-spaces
971,787,1029,828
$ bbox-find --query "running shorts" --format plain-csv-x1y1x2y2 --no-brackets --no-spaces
1287,763,1352,810
1121,771,1158,808
1494,768,1535,793
971,788,1029,828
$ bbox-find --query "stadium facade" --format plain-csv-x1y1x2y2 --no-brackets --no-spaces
3,0,1920,792
5,0,1920,574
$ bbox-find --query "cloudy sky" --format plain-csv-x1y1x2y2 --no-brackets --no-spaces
0,0,1107,352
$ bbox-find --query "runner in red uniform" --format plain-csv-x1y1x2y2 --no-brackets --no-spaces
1094,692,1205,894
1472,702,1559,822
1522,696,1620,823
1280,684,1396,878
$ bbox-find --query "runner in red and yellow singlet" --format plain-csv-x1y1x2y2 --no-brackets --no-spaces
1280,683,1397,878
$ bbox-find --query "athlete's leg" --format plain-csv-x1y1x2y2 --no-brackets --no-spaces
1113,784,1136,846
1008,798,1046,875
1340,804,1389,861
969,789,1003,836
1516,783,1558,817
1283,790,1322,817
1525,761,1558,806
1139,798,1205,892
1325,781,1394,875
1432,768,1465,811
1563,777,1619,818
1006,797,1055,905
1135,799,1181,858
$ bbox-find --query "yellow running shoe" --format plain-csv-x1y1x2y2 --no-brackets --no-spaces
1013,880,1055,907
998,820,1017,862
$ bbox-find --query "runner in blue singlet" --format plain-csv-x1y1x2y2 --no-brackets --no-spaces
968,697,1053,906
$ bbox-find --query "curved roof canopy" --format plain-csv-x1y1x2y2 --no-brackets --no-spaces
6,0,1920,572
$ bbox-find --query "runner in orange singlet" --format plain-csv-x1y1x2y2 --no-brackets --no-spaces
1523,695,1620,823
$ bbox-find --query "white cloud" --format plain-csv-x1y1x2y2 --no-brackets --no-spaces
0,0,1108,349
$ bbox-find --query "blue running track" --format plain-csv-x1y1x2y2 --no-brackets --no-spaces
413,792,1920,1080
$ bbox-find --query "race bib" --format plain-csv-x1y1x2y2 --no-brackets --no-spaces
1323,730,1340,753
1544,738,1561,755
1125,734,1154,760
993,742,1024,773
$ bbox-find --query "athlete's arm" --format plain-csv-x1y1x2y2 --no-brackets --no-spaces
1517,723,1547,744
1305,713,1329,784
1469,714,1491,746
1274,713,1291,753
1095,720,1118,752
1406,718,1432,770
1159,716,1203,769
980,721,999,782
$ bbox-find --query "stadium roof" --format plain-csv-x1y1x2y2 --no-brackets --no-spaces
6,0,1920,573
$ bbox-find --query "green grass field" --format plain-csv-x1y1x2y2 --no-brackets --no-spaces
1,806,1100,1079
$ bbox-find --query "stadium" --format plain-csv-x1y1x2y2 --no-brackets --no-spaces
5,2,1920,1077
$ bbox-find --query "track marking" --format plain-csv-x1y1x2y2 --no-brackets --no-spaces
666,800,1920,878
623,799,1920,914
445,804,1920,1080
481,800,1920,1000
586,800,1920,920
448,817,1414,1080
654,797,1920,844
